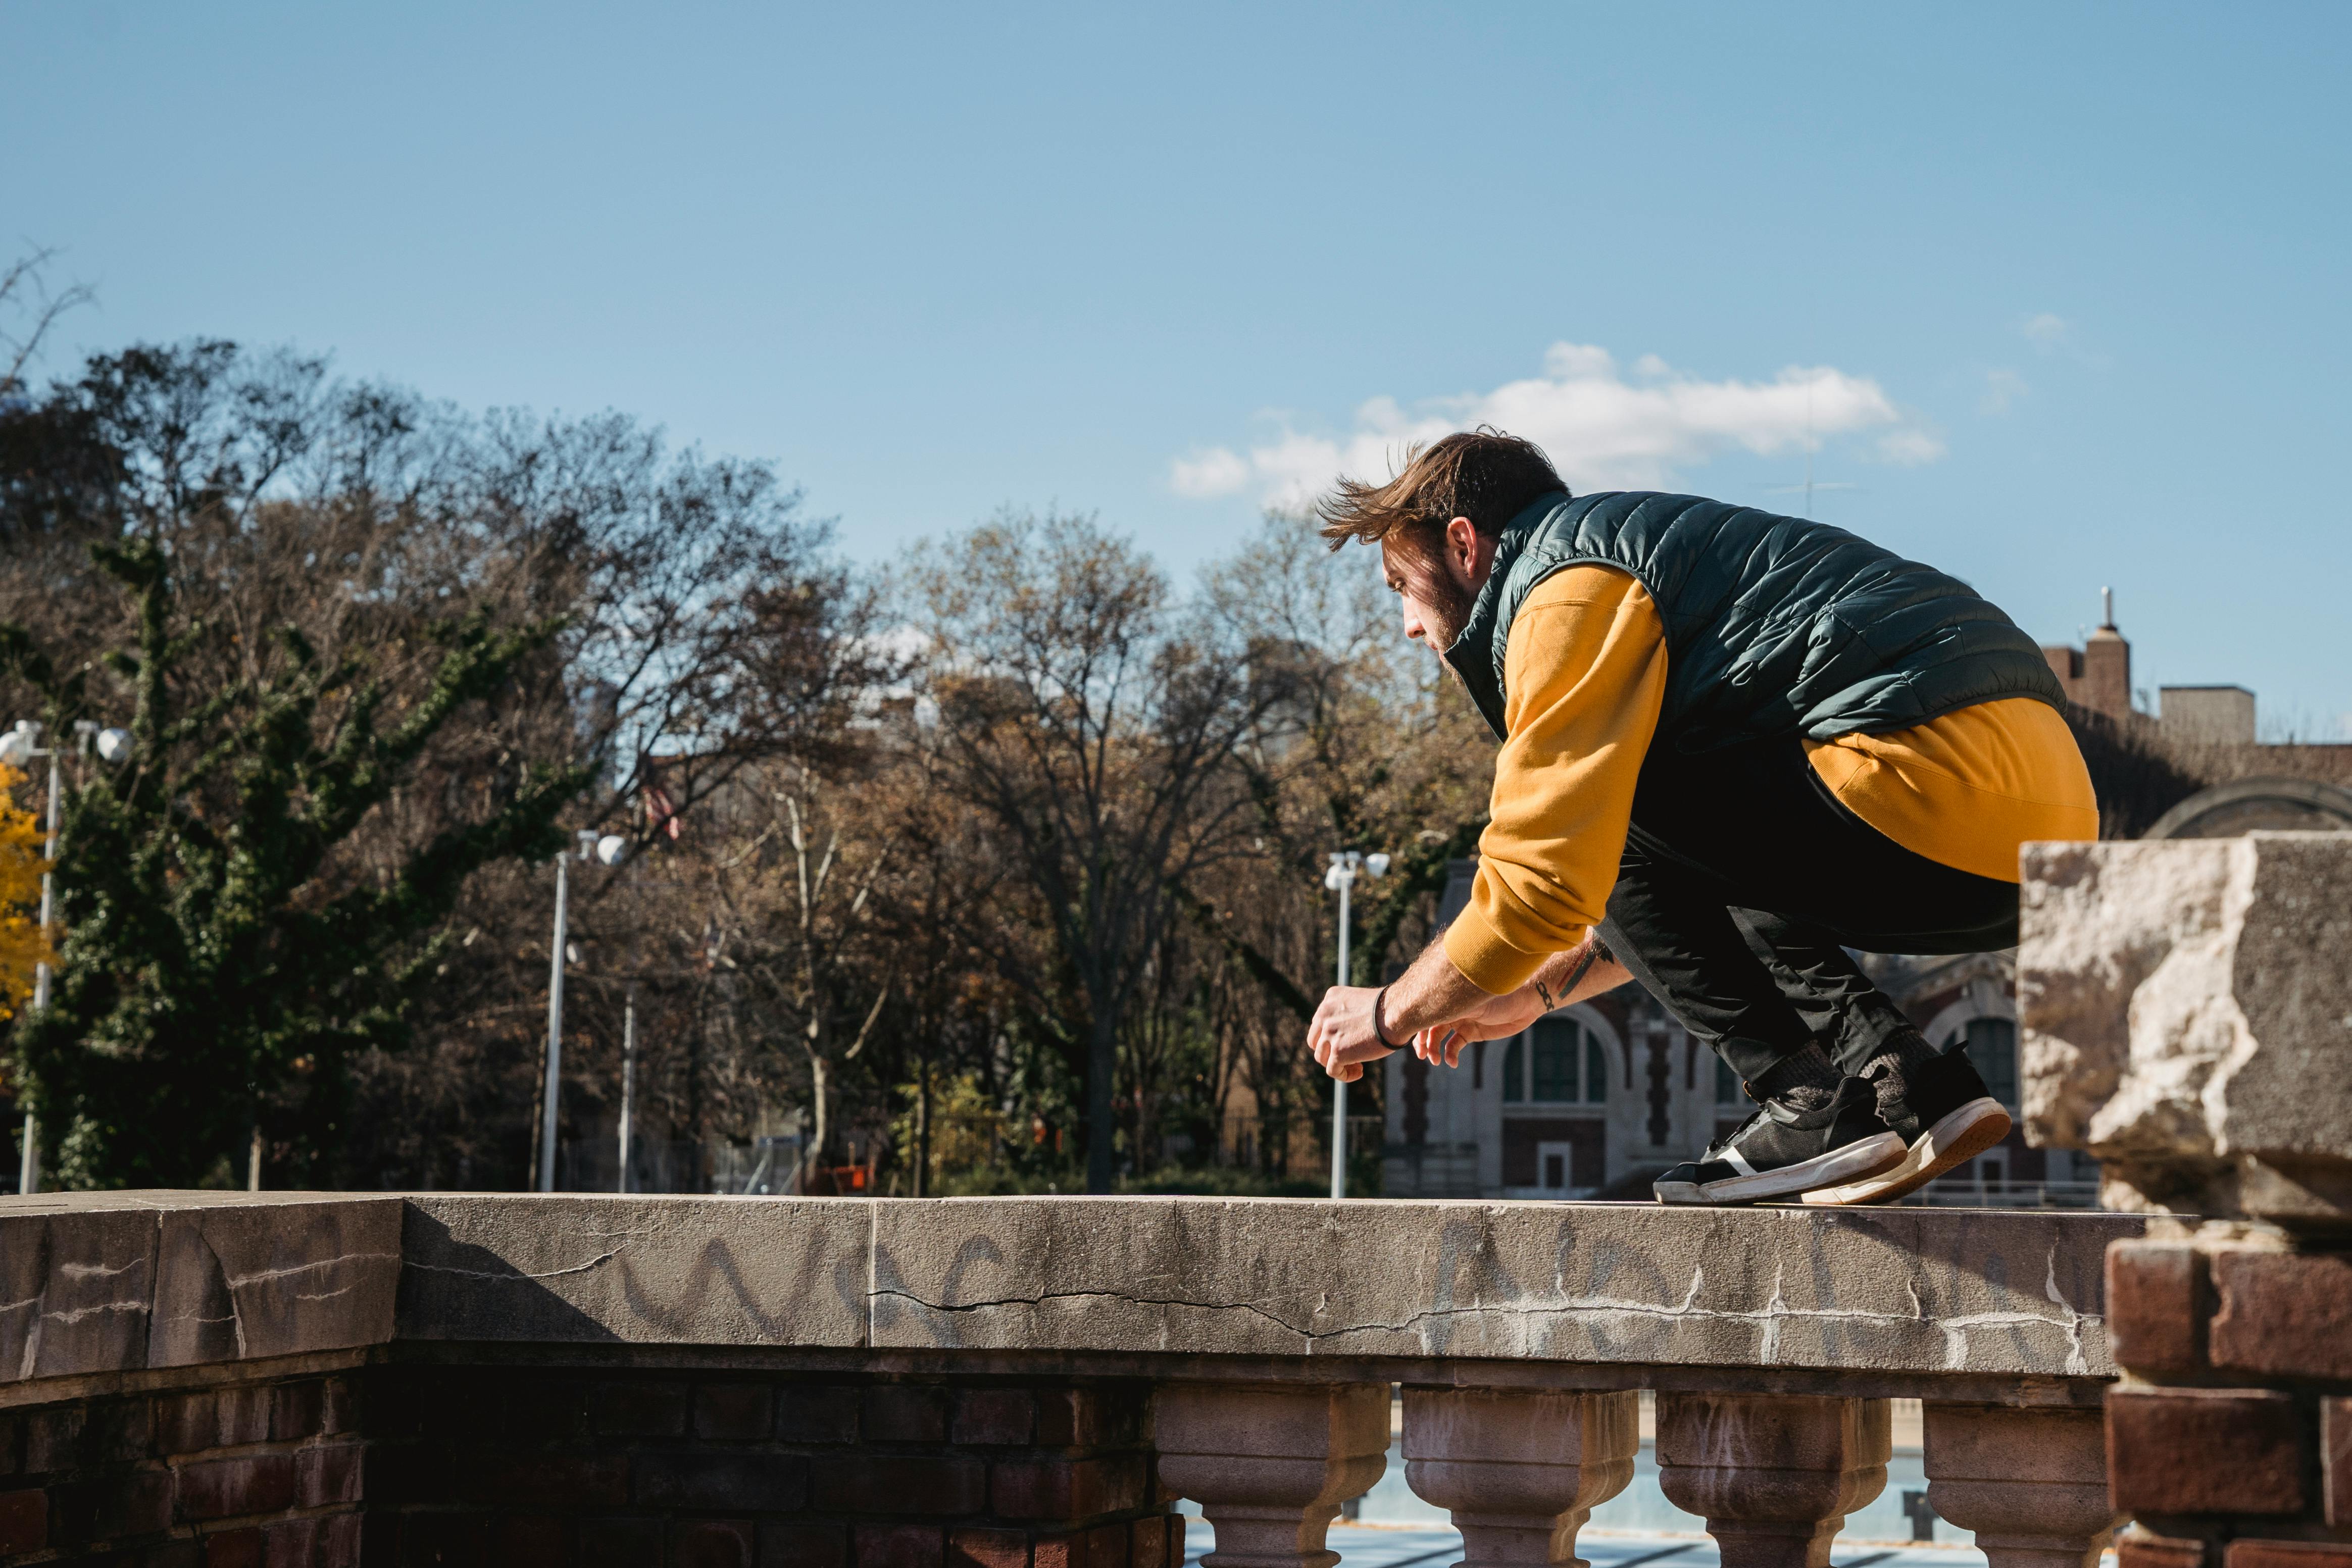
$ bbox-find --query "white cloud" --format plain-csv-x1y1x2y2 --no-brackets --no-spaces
2023,313,2071,350
1169,342,1938,509
1980,368,2030,416
1169,446,1250,498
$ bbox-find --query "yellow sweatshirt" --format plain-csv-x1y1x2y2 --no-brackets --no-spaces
1440,565,2099,995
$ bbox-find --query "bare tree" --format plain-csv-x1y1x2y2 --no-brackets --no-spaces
910,511,1281,1192
0,246,93,394
700,765,895,1189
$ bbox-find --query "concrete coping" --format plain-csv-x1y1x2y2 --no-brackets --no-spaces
0,1192,2139,1407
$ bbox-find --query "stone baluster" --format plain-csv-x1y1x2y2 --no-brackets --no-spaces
1923,1405,2121,1568
1154,1382,1389,1568
1400,1386,1639,1568
1654,1392,1890,1568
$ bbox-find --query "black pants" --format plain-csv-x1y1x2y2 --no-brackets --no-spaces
1593,733,2019,1085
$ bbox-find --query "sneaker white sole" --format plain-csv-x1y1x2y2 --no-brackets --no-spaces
1800,1097,2014,1207
1653,1131,1907,1206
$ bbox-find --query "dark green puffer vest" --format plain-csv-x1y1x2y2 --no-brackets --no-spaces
1443,491,2065,753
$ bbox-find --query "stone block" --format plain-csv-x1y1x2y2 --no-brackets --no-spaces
2226,1546,2352,1568
2209,1249,2352,1380
2107,1388,2304,1516
2018,836,2352,1225
0,1205,160,1382
872,1196,2132,1380
396,1195,871,1349
149,1196,401,1368
2106,1242,2208,1374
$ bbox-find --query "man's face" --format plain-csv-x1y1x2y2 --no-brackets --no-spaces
1381,525,1484,655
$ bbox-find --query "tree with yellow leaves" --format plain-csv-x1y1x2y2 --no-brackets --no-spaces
0,762,47,1021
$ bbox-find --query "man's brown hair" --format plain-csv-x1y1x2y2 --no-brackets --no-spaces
1315,427,1567,555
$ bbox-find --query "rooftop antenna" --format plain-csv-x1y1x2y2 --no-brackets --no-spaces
1763,379,1859,516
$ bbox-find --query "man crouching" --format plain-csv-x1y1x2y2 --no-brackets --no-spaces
1305,430,2096,1206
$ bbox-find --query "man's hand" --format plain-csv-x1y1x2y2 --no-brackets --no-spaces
1408,986,1546,1068
1307,985,1393,1083
1307,930,1635,1083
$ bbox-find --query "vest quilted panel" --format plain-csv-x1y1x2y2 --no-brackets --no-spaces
1442,491,2065,753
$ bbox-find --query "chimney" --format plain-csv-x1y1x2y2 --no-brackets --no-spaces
2080,586,2131,721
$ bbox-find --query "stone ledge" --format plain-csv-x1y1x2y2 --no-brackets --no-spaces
1,1192,2140,1398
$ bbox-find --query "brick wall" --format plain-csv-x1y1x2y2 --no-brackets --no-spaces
2106,1240,2352,1568
0,1367,1180,1568
0,1371,363,1565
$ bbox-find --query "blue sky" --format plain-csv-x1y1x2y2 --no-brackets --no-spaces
6,3,2348,732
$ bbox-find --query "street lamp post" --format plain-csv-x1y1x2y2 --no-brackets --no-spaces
1322,849,1390,1201
539,830,631,1195
617,982,636,1194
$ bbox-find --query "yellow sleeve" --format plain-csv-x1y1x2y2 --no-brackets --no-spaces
1442,565,1667,994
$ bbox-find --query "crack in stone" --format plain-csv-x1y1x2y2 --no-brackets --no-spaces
224,1252,399,1291
872,1249,2098,1367
39,1300,148,1325
408,1248,624,1283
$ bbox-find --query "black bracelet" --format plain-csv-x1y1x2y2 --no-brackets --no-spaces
1370,985,1402,1048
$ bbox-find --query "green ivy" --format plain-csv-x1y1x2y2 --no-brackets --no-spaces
3,538,586,1187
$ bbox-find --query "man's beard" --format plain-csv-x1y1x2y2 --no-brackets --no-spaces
1420,570,1478,655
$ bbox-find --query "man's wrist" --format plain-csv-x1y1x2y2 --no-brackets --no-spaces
1370,985,1401,1049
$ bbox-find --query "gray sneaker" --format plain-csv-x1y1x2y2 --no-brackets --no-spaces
1654,1078,1906,1205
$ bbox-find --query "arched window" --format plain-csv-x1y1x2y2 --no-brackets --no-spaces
1531,1017,1578,1101
1945,1017,2019,1110
1511,1015,1612,1105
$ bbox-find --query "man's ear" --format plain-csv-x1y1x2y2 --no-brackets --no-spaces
1444,516,1492,586
1445,516,1477,570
